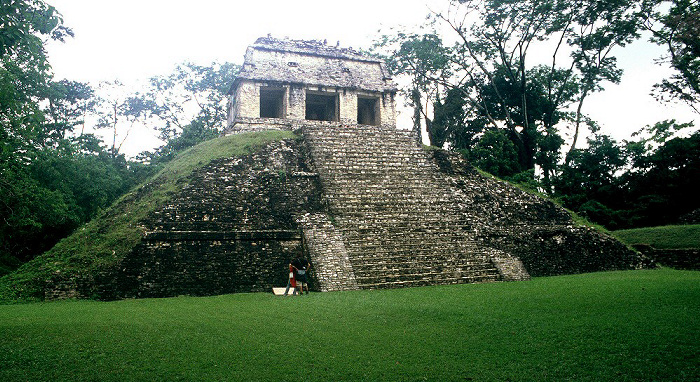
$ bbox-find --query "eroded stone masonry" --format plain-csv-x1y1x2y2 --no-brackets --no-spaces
100,37,644,299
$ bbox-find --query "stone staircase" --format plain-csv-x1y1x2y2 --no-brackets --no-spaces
302,124,504,289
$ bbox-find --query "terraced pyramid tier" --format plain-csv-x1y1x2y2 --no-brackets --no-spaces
302,125,506,288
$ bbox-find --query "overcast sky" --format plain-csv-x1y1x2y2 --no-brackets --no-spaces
45,0,698,156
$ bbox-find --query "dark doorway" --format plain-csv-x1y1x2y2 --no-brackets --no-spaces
305,92,338,122
357,96,380,126
260,88,285,118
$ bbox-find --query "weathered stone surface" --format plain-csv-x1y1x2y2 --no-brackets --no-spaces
236,37,396,92
488,249,530,281
82,124,645,299
428,150,645,276
303,124,505,288
117,239,302,298
298,213,358,291
107,139,326,299
226,37,398,134
633,244,699,270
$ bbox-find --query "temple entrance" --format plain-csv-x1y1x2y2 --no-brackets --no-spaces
357,96,380,126
305,92,338,122
260,87,286,118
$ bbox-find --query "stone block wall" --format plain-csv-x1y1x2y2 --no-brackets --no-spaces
483,226,642,276
381,92,397,128
338,89,356,125
109,139,327,298
115,239,301,298
633,245,699,270
428,150,645,276
298,213,359,291
302,124,505,289
230,82,395,132
233,81,259,122
288,85,306,120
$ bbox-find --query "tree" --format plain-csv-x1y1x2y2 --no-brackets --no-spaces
0,1,147,275
554,134,627,227
643,0,700,113
468,129,520,177
623,129,700,227
434,0,644,169
129,62,239,142
0,0,73,58
371,0,648,185
1,0,74,153
432,87,469,148
1,135,143,273
374,31,451,144
552,120,699,229
44,79,95,140
564,0,643,161
620,119,699,226
93,80,142,158
115,61,239,164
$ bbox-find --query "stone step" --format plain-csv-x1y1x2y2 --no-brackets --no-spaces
355,273,502,289
351,265,499,278
302,124,504,289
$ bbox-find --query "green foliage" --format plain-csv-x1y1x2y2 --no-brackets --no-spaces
379,31,450,90
613,224,700,249
1,2,245,280
0,1,140,276
0,131,296,301
144,119,221,166
0,131,145,275
554,134,627,226
373,30,451,142
551,122,700,230
432,86,476,149
644,0,700,112
0,0,73,58
1,1,76,152
438,0,644,167
0,269,698,381
467,129,520,177
129,61,239,142
376,0,651,177
502,169,540,193
623,129,700,227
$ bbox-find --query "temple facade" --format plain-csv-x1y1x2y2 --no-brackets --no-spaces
225,37,398,134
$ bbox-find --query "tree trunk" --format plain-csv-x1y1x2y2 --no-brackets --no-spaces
566,88,589,164
410,88,423,144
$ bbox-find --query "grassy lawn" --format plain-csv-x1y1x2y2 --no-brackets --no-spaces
1,268,698,381
613,224,700,249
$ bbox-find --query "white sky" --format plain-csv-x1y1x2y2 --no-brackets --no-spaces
45,0,698,156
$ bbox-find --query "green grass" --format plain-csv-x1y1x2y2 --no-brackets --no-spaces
613,224,700,249
0,131,297,302
1,269,697,381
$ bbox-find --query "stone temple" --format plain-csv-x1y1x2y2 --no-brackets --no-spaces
53,37,643,299
225,36,398,133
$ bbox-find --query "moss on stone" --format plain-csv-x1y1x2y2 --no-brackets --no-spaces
0,131,296,302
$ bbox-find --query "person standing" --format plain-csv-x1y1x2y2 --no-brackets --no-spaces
291,252,311,295
283,262,298,296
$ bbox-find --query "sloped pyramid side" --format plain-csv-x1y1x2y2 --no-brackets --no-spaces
427,150,646,276
112,138,326,298
302,125,516,288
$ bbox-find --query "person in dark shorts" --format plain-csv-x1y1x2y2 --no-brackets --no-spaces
291,253,310,295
